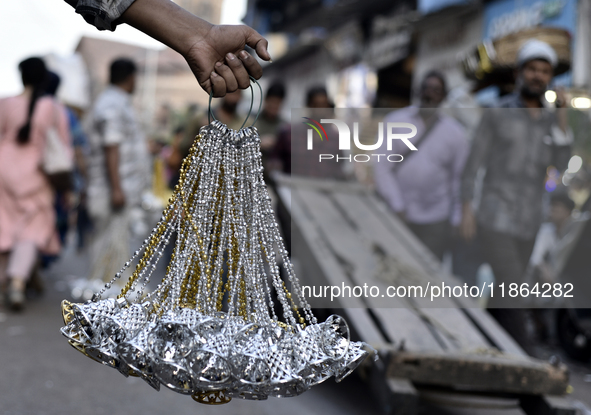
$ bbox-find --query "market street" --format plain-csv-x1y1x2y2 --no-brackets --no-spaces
1,238,591,415
0,238,383,415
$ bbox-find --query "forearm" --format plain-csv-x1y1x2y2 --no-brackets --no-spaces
461,144,487,203
118,0,211,55
104,145,122,192
461,112,494,203
460,155,480,204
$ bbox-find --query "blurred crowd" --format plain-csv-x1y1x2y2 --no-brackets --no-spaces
1,34,591,363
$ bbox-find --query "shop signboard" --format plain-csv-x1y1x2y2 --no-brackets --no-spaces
364,14,412,70
483,0,577,40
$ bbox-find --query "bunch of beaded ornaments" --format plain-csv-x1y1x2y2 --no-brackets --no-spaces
60,80,374,405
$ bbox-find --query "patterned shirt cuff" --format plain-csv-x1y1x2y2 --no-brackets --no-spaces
65,0,137,31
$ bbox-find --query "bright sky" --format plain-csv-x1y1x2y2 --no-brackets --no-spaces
0,0,246,97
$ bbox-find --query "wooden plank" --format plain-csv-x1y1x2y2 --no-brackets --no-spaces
273,172,368,194
332,192,491,351
386,351,569,396
459,307,528,357
286,186,385,346
365,192,528,357
365,193,442,274
295,188,445,352
520,395,577,415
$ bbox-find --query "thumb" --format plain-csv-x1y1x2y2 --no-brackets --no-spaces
244,27,271,61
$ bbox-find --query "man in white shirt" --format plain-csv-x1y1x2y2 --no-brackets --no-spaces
374,71,469,260
86,58,149,219
85,58,150,285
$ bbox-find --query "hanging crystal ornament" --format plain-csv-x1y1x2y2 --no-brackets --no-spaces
60,78,376,404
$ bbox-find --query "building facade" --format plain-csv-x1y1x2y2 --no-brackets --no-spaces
246,0,590,110
175,0,222,24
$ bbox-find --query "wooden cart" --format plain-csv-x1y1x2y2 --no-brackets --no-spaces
274,173,575,415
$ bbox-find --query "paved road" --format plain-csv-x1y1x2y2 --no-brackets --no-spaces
0,243,384,415
1,240,591,415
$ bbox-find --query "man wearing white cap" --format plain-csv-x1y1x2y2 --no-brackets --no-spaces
459,39,571,355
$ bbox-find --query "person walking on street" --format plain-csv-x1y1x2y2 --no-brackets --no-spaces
0,58,72,310
85,58,150,288
374,71,469,260
460,40,572,355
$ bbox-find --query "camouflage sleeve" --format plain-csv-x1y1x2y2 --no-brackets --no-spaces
64,0,136,31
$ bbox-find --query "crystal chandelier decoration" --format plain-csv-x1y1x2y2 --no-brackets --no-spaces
60,81,374,405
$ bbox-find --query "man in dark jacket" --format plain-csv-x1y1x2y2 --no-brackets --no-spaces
460,40,571,355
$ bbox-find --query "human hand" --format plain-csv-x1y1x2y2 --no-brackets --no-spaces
119,0,270,97
459,204,476,241
555,87,567,108
184,25,271,97
111,187,126,210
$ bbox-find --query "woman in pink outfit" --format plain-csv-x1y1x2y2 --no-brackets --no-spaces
0,57,71,310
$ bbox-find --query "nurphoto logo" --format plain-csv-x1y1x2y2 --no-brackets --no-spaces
303,118,418,163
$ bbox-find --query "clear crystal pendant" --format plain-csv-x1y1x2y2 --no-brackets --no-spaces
60,79,376,404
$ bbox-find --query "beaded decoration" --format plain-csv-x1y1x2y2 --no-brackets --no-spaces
60,80,374,404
